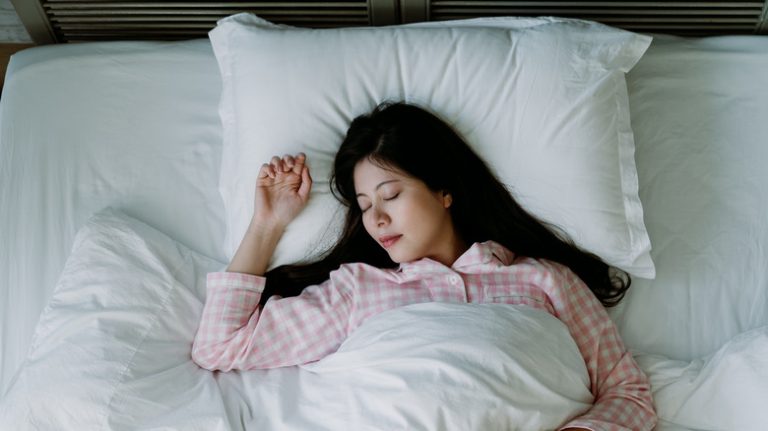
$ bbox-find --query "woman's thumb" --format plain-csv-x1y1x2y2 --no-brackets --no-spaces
298,166,312,198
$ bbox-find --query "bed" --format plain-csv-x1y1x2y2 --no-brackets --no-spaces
1,2,768,430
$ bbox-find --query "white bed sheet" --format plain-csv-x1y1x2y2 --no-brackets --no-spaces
2,30,768,429
615,34,768,361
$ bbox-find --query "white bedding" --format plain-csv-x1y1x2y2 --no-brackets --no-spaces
636,327,768,430
2,28,768,431
3,211,768,430
0,39,226,393
0,209,593,430
616,35,768,361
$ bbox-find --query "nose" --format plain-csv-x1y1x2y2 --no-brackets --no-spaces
372,205,390,227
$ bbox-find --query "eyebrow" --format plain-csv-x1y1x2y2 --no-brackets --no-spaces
355,180,400,198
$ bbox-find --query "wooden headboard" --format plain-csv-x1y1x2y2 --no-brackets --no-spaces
11,0,768,44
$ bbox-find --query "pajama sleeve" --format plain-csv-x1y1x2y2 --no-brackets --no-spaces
527,259,657,431
191,270,355,371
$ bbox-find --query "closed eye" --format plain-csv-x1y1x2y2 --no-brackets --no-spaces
359,193,399,213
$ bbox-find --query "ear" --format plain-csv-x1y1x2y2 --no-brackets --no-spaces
442,191,453,209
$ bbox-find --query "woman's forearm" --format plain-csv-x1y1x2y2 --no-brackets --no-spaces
226,152,310,276
226,218,286,276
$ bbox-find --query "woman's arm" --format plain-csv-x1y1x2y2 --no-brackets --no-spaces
226,152,312,276
192,153,330,370
191,271,354,371
226,219,286,276
529,260,657,431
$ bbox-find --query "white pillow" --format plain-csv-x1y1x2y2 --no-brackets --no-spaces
210,13,655,278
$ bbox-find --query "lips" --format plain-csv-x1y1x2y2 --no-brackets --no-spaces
379,234,402,248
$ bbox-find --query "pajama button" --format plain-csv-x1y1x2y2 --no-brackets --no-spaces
449,276,459,284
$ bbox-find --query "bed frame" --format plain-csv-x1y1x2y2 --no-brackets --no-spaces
10,0,768,44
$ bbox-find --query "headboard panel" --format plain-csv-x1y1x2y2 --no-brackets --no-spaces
11,0,768,44
428,1,768,34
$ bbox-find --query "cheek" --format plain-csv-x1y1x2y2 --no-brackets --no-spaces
365,217,378,238
360,212,375,235
412,197,443,218
400,200,443,233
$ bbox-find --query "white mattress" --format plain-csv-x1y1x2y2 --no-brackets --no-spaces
1,31,768,429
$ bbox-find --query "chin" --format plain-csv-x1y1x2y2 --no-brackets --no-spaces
386,249,420,264
382,248,402,263
382,239,424,264
387,252,404,264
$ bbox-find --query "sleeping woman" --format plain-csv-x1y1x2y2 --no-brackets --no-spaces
191,101,657,430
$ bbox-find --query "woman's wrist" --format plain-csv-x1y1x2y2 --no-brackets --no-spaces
227,217,286,276
249,214,288,234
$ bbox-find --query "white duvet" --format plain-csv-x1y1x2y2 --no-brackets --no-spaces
4,211,768,430
0,209,595,430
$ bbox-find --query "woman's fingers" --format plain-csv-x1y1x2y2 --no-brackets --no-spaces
259,163,278,179
292,152,306,175
270,155,284,174
283,154,295,172
263,153,307,179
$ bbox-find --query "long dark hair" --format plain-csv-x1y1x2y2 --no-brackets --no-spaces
262,101,630,307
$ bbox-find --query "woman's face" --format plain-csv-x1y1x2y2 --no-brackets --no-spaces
353,158,465,266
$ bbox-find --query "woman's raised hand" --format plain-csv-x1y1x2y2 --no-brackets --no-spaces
252,153,312,229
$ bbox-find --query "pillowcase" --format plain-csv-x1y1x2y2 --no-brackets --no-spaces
210,13,655,278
